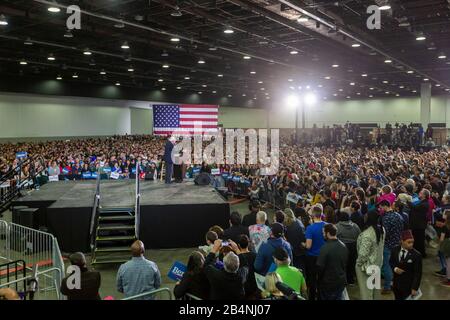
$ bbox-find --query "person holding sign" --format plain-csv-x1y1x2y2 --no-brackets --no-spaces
173,251,210,300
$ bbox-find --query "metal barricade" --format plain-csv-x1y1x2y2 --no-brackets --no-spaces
121,287,173,300
0,267,63,300
0,220,65,300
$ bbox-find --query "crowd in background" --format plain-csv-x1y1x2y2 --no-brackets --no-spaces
2,131,450,300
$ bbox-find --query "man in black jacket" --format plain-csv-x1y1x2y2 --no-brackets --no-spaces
389,230,422,300
242,200,261,227
409,189,429,257
204,239,249,300
60,252,101,300
223,211,249,243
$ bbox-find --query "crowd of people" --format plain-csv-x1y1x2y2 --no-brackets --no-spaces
1,131,450,300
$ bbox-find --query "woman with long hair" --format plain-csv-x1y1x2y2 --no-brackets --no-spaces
174,251,210,300
355,210,385,300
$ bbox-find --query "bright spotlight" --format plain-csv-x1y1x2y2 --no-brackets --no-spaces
304,93,317,105
286,95,300,108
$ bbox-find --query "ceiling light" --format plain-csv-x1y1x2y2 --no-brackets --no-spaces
176,86,181,90
64,30,73,38
56,75,62,80
72,73,78,79
384,59,392,63
379,5,391,10
171,7,183,17
324,76,331,80
47,54,56,61
209,47,217,51
114,20,125,29
48,2,61,13
224,27,234,34
290,50,298,55
346,96,351,99
382,80,389,84
250,71,256,74
318,84,323,88
396,94,400,96
162,88,167,91
361,74,368,77
162,64,170,69
121,41,130,49
243,56,251,60
297,16,308,22
24,38,33,45
19,60,28,65
369,87,374,90
100,70,106,75
217,74,223,77
399,86,405,89
407,70,414,74
184,76,190,80
202,84,207,88
332,64,339,68
435,84,441,87
228,94,232,97
242,94,246,97
385,91,390,94
351,43,361,48
350,82,355,86
356,92,361,95
333,93,338,97
170,37,180,42
197,58,205,64
258,81,263,84
369,95,373,98
338,89,343,92
115,82,121,86
412,90,417,93
438,54,447,59
158,79,164,82
415,33,426,41
288,79,293,82
127,67,134,72
0,14,8,26
212,90,217,93
83,49,92,55
423,78,429,81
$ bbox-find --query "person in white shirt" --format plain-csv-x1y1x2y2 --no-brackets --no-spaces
249,211,271,252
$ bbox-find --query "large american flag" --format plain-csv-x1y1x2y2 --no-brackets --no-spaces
153,104,219,135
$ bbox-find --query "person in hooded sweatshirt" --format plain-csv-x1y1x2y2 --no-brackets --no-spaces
336,210,361,285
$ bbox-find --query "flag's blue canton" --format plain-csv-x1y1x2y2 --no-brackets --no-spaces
153,105,180,128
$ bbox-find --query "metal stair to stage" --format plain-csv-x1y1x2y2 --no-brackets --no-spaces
91,207,136,265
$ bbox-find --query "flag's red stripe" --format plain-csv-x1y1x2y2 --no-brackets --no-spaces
180,125,217,128
181,104,219,109
179,111,218,115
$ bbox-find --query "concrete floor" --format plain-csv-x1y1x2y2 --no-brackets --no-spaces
2,201,450,300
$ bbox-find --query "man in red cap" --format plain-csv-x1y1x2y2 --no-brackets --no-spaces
389,230,423,300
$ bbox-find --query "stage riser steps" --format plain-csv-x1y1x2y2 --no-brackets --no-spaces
92,207,136,266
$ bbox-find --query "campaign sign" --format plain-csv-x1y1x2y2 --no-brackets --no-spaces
167,261,187,282
110,172,120,180
62,168,69,174
192,167,201,174
49,175,59,182
82,172,92,179
287,192,302,204
103,167,111,173
91,172,98,179
211,168,221,175
16,151,27,159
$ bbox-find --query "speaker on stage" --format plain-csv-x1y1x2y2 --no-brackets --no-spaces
194,173,211,186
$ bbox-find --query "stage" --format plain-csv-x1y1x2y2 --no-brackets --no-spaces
12,180,230,252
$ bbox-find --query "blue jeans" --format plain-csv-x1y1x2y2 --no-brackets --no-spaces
438,251,447,272
382,247,393,290
165,163,173,183
319,288,344,300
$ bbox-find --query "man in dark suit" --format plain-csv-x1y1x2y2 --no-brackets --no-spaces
389,230,422,300
61,252,101,300
242,200,261,227
204,239,249,300
164,136,176,184
222,211,249,243
409,189,430,257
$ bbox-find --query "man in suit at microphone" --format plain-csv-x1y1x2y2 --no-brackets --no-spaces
389,230,423,300
164,136,176,184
